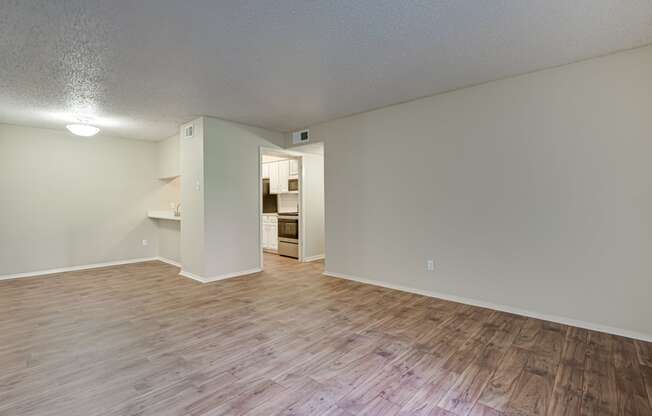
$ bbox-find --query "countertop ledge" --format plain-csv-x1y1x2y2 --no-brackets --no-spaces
148,210,181,221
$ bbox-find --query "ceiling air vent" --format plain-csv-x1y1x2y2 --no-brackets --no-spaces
292,129,309,145
182,123,194,139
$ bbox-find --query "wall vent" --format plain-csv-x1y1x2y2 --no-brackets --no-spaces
182,123,194,139
292,129,309,145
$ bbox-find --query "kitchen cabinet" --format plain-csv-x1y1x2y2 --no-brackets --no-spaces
289,159,299,177
266,159,298,194
268,162,279,194
262,215,278,250
268,221,278,250
278,160,290,193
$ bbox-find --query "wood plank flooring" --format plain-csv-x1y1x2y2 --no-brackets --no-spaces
1,254,651,416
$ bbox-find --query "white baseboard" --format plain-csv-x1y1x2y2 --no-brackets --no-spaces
302,254,325,262
179,268,262,283
179,270,206,283
0,255,260,285
155,257,181,268
323,270,652,343
0,257,158,281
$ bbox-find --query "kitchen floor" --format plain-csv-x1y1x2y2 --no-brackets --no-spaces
265,251,299,261
1,254,651,415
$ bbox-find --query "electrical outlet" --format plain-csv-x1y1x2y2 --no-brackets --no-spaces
142,239,148,246
426,259,435,271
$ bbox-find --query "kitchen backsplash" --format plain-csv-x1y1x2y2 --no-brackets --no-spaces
278,193,299,213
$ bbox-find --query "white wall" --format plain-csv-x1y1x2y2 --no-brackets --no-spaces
202,117,285,278
297,45,652,339
180,118,205,277
157,134,180,179
154,136,181,264
299,152,325,260
154,176,181,263
0,124,160,275
157,220,181,264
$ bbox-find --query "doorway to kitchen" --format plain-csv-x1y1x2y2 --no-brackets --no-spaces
258,143,324,270
259,148,301,267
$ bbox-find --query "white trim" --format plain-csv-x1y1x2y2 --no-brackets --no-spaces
179,270,206,283
0,257,158,281
299,156,305,262
155,257,181,268
179,268,262,283
259,146,265,271
302,254,325,262
204,268,262,282
323,270,652,343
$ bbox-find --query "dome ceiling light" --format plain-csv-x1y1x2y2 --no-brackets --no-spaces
66,121,100,137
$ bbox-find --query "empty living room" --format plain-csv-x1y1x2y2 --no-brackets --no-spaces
2,2,652,415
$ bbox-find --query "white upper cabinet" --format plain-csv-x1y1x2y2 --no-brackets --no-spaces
289,159,299,177
269,162,279,194
265,159,298,194
269,161,279,194
278,160,290,193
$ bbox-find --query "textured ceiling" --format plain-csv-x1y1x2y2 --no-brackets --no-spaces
1,1,652,140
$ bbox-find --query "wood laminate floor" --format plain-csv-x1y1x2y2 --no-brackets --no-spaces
1,254,651,416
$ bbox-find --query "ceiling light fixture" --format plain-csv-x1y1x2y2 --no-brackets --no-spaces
66,122,100,137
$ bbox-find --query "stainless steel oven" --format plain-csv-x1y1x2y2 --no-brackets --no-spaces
278,215,298,242
277,214,299,258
